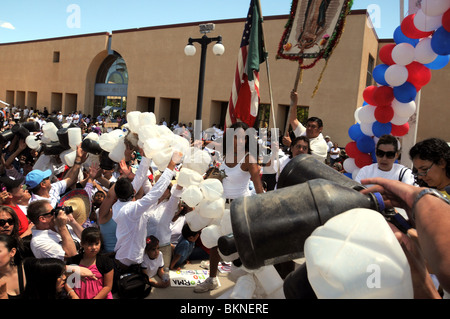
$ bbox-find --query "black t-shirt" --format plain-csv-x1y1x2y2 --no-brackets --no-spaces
66,253,114,275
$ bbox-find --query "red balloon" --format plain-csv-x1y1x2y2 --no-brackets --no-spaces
391,122,410,137
345,141,360,158
374,105,394,123
363,86,378,105
443,9,450,33
355,153,373,168
379,44,396,65
373,86,394,106
401,14,433,39
406,61,432,89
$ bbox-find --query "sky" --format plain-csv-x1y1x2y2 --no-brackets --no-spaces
0,1,409,44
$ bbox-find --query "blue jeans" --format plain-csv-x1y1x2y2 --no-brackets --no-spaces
173,236,195,268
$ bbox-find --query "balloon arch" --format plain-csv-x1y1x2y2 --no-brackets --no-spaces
343,1,450,179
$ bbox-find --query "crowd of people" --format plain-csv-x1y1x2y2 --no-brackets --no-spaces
0,95,449,299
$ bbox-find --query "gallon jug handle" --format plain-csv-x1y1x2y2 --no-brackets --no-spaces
373,192,385,212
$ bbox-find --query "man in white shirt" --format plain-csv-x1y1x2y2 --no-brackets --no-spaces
112,150,182,273
73,112,80,124
355,134,415,186
65,113,73,125
284,90,328,161
26,145,87,207
28,199,83,260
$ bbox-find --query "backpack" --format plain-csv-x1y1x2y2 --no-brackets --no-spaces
117,272,152,299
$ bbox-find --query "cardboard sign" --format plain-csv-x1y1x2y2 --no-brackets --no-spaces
168,269,221,288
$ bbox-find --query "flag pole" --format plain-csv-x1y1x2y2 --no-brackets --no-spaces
255,0,276,138
256,0,280,172
284,64,303,135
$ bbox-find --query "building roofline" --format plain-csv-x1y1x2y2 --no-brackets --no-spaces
0,31,110,47
0,9,390,46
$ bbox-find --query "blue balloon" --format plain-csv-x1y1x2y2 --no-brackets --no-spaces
393,26,419,47
425,54,450,70
344,172,353,179
393,82,417,103
431,26,450,56
356,135,375,154
372,121,392,138
348,123,364,141
372,64,389,86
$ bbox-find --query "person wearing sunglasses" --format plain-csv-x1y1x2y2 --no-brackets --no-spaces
27,200,83,261
0,206,19,238
409,138,450,200
0,176,31,238
355,134,415,187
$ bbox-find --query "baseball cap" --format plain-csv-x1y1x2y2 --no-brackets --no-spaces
0,175,24,192
25,169,52,189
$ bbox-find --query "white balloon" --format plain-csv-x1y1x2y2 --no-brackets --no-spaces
358,105,376,123
421,0,450,17
390,113,410,125
354,107,363,124
343,158,357,174
414,37,438,64
351,168,360,180
385,64,408,87
414,9,443,31
392,43,415,66
392,99,416,118
360,122,374,137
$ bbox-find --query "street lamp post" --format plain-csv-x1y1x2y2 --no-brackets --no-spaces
185,24,225,121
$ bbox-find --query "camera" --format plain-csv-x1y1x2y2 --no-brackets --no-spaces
52,206,73,216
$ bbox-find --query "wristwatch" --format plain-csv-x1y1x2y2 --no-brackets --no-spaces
412,188,450,221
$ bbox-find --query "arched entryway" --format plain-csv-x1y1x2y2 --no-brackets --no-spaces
93,51,128,118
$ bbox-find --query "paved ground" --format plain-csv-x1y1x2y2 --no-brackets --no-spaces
146,260,239,299
145,258,306,299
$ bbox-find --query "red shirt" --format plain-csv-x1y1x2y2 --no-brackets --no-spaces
7,204,29,236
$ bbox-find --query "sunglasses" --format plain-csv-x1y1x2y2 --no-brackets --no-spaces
0,218,14,227
414,163,434,178
39,211,54,218
375,149,396,159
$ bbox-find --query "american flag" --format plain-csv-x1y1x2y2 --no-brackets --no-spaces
224,0,265,129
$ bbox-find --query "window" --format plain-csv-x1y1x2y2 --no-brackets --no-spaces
366,54,374,87
53,51,60,63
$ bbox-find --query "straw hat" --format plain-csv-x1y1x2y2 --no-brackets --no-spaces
58,189,90,225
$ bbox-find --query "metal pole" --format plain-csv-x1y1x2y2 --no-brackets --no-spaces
196,36,208,121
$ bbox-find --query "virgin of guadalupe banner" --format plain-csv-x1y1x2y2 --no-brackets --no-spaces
276,0,353,69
